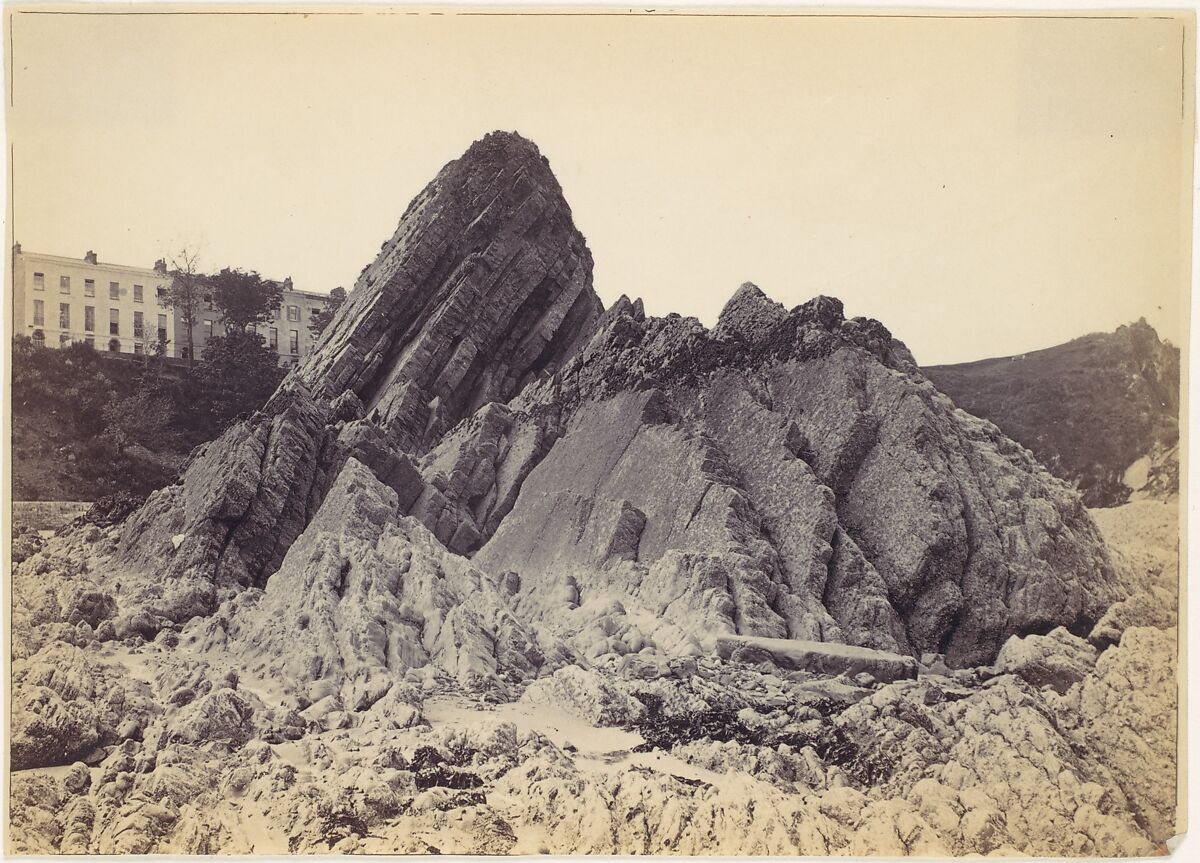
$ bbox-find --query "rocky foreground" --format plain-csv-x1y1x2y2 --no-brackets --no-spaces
7,132,1181,855
8,497,1179,855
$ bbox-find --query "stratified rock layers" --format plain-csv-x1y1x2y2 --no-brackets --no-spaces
8,131,1174,856
103,133,1116,674
110,131,603,611
475,288,1117,666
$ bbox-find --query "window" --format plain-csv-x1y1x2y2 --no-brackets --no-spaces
204,320,213,340
287,305,300,322
269,327,278,350
133,311,144,338
108,338,120,353
32,299,44,326
59,334,71,347
109,281,120,300
274,306,281,320
59,303,70,330
84,306,95,332
156,285,166,298
134,342,144,355
289,329,299,354
60,276,71,294
33,272,44,291
84,335,95,349
84,279,96,297
133,284,144,303
109,309,120,336
31,329,45,346
157,314,168,343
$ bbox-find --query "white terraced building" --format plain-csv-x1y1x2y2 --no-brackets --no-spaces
11,245,331,365
11,245,175,355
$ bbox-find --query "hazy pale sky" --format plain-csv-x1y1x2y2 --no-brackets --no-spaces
7,9,1192,364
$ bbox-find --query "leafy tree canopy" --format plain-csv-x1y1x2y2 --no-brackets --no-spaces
190,329,285,431
208,267,284,332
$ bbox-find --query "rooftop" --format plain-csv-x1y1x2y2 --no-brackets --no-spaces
14,246,333,298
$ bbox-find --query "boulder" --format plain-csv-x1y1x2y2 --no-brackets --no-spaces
170,689,255,748
11,686,99,769
994,627,1098,693
520,666,646,726
714,635,918,683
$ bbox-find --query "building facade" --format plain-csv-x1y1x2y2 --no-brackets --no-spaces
12,245,175,355
12,245,333,366
173,277,330,368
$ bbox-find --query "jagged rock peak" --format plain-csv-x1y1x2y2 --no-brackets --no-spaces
106,130,606,609
603,294,646,324
459,129,552,171
714,282,787,341
793,294,845,328
1117,316,1172,359
292,129,604,451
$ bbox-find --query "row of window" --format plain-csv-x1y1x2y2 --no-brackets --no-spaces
31,304,305,357
32,300,167,339
35,272,322,328
195,300,313,323
195,319,302,354
31,271,158,303
31,326,305,358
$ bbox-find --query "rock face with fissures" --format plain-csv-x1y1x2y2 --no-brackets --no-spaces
8,131,1175,856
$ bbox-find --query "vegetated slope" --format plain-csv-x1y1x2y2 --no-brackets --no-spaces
924,321,1180,507
11,325,286,503
9,342,187,500
7,131,1177,856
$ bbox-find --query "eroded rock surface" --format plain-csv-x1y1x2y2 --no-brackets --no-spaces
8,131,1176,856
477,288,1118,667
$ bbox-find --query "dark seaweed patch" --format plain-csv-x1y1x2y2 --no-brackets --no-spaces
627,693,895,788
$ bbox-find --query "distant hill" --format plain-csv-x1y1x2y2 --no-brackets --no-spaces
924,319,1180,507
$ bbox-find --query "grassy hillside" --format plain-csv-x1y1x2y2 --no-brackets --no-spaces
924,319,1179,507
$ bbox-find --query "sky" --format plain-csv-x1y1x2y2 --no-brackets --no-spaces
6,8,1192,365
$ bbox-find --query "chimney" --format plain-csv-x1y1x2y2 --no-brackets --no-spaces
154,258,167,274
84,250,98,265
283,276,294,291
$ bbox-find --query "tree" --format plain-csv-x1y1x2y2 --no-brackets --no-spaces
159,246,204,368
208,268,283,332
309,286,347,338
189,329,284,433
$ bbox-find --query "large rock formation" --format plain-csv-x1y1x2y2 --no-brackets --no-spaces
109,131,603,617
100,132,1118,674
925,320,1181,507
7,130,1177,856
469,285,1118,667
